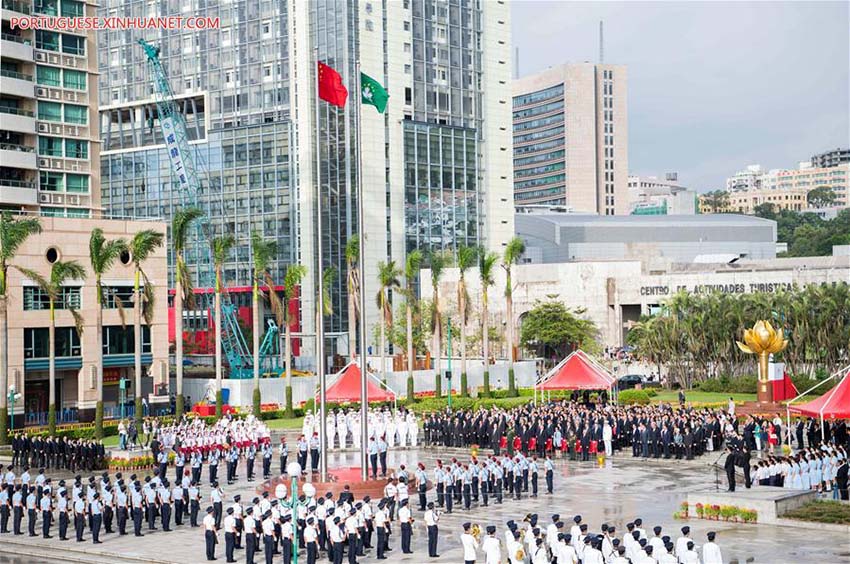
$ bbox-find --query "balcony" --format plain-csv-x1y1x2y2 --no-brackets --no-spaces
0,105,35,134
1,0,31,18
0,68,35,99
0,178,37,206
1,32,33,61
0,142,37,169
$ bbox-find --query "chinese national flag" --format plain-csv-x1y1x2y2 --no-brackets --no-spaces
317,62,348,108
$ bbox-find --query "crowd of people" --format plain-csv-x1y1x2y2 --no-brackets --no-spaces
9,434,106,473
421,401,734,462
300,408,419,450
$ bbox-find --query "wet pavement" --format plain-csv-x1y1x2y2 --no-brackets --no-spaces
0,444,848,563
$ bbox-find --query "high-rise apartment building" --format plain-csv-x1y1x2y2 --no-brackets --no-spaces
98,0,512,355
511,63,628,214
725,162,849,208
1,0,99,216
811,148,850,169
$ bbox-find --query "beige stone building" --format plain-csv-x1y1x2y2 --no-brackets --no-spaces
1,0,101,216
512,63,629,214
699,188,809,214
4,216,168,426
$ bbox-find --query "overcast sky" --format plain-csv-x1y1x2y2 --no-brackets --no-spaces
511,1,850,192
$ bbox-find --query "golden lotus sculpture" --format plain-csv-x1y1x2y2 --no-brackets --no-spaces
736,320,788,403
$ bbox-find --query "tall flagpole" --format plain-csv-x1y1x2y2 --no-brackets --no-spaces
355,61,369,482
315,47,328,483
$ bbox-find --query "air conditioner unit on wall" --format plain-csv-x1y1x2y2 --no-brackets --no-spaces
35,52,46,62
38,123,49,132
39,193,50,203
36,87,47,96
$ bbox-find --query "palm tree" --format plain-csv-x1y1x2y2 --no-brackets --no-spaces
171,207,202,419
0,212,41,444
18,261,86,435
345,236,360,362
211,235,234,417
89,228,127,438
250,231,277,413
478,250,498,398
403,250,423,402
128,230,165,427
428,251,447,398
502,237,525,397
281,264,307,417
376,260,401,385
455,245,477,397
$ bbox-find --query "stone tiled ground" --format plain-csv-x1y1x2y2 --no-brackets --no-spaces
1,442,849,563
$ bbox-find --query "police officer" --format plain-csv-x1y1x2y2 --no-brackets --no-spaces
90,492,103,543
73,492,86,541
262,442,272,479
415,463,428,511
40,490,52,538
544,454,555,495
203,506,218,561
244,506,257,564
57,489,70,540
131,482,144,537
25,485,37,536
189,480,201,527
398,499,413,554
159,480,173,531
12,484,23,535
424,501,439,558
0,484,9,534
115,484,129,535
224,507,237,563
172,480,185,527
368,438,379,480
245,442,257,482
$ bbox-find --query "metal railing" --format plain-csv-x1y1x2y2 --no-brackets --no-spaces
0,68,33,81
1,32,29,44
0,178,35,188
2,0,31,14
0,142,35,153
0,105,34,117
24,408,79,426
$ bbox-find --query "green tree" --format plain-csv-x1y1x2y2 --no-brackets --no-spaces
211,235,235,417
455,245,477,397
520,300,599,361
403,250,423,402
128,230,164,427
281,264,307,417
502,237,525,397
807,185,837,208
753,202,777,220
0,212,41,444
18,261,86,435
250,231,277,412
428,251,449,398
376,260,402,386
478,250,499,397
345,236,360,362
89,228,127,438
702,190,730,213
171,207,202,419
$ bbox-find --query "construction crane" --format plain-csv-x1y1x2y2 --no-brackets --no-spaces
138,38,264,380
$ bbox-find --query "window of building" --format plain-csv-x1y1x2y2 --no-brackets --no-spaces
262,21,271,36
61,34,85,56
103,286,134,309
39,171,64,191
38,101,62,122
365,19,374,31
63,104,87,124
66,174,88,193
34,0,58,15
25,327,81,358
103,325,151,355
35,30,60,51
60,0,83,17
38,136,63,157
23,286,81,310
63,69,87,90
36,65,61,87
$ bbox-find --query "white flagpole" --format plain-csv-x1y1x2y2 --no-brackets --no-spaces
315,48,328,483
355,61,369,482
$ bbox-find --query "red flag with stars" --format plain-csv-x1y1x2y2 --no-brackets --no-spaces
317,62,348,108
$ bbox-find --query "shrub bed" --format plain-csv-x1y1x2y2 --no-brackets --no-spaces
617,389,651,405
784,500,850,525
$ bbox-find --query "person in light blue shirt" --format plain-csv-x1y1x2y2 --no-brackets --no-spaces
377,437,388,477
144,480,158,530
158,482,172,531
174,450,185,484
414,463,428,511
478,462,490,507
491,462,504,504
25,490,37,536
12,486,23,535
89,493,102,544
368,438,379,479
115,486,128,535
57,491,70,540
529,456,540,498
73,496,86,541
130,484,144,537
40,492,52,538
210,482,223,529
544,454,555,495
0,488,9,534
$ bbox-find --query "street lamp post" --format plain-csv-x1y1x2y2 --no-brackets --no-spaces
7,385,20,432
277,462,315,564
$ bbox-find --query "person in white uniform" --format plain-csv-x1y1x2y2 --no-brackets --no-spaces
701,531,723,564
481,525,501,564
460,521,479,564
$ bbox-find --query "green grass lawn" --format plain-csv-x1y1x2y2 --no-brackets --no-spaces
265,417,305,430
784,500,850,525
651,390,757,404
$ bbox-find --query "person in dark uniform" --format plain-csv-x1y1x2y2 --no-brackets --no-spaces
835,457,849,501
739,445,752,489
724,445,737,492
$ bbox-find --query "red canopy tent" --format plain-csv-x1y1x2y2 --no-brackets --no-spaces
788,369,850,419
538,350,616,391
319,362,396,404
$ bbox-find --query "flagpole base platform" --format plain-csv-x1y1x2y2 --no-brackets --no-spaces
736,401,785,417
258,467,429,498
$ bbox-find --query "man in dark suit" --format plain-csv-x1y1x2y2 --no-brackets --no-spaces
795,420,805,449
836,457,849,501
724,446,737,492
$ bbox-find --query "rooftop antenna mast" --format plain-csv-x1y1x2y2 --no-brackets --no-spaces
599,20,604,64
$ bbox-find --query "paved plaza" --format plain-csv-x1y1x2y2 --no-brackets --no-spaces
1,438,849,563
